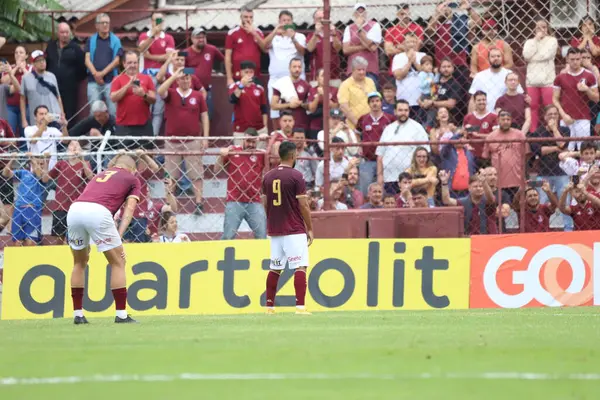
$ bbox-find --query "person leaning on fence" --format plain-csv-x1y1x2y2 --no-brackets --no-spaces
158,67,209,215
511,181,558,233
410,187,430,208
439,170,497,235
268,110,295,162
360,182,384,209
3,153,49,246
84,13,123,117
157,211,190,243
110,51,156,150
214,128,267,240
69,100,116,156
230,60,268,145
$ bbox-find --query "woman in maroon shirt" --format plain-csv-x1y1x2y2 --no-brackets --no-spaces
306,68,338,147
0,46,31,147
570,16,600,68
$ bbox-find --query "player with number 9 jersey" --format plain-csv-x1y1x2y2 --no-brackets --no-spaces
261,141,313,315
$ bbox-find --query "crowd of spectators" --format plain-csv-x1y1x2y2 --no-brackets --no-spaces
2,1,600,246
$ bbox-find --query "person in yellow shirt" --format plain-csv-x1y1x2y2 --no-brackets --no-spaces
337,56,377,129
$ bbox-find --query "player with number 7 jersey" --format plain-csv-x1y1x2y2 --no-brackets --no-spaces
261,141,314,315
66,154,142,325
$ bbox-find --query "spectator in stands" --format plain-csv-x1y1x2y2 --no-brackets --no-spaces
185,28,224,117
406,146,438,206
553,47,599,151
157,211,190,243
342,3,382,87
440,132,476,199
264,10,307,124
559,181,600,231
48,141,93,242
570,16,600,67
45,22,86,129
24,105,66,170
559,142,598,179
583,163,600,197
3,154,49,246
469,48,523,114
307,68,339,144
69,100,116,156
483,110,530,202
384,4,424,61
137,12,175,137
317,109,359,157
230,61,268,144
439,170,497,235
360,182,384,209
307,9,343,86
84,13,123,117
1,46,30,140
268,110,295,160
383,194,396,208
463,91,498,166
377,100,430,194
110,51,156,150
0,118,15,215
356,92,394,195
215,128,266,240
338,57,376,129
341,166,364,209
158,67,209,215
429,107,457,157
470,19,513,78
523,17,558,133
410,187,430,208
495,73,531,133
396,172,413,207
317,179,349,211
271,57,311,131
225,6,266,86
157,51,205,94
419,57,462,128
293,129,318,189
316,136,354,189
482,166,512,225
391,33,427,117
381,82,396,115
512,181,558,233
21,50,67,130
529,104,572,230
0,61,22,123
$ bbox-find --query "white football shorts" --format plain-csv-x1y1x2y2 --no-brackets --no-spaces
67,202,122,252
269,233,309,270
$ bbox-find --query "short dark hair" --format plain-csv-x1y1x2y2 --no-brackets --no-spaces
279,141,297,161
398,172,412,182
473,90,487,100
289,57,303,67
331,136,345,144
280,110,294,119
279,10,293,19
240,60,256,70
396,99,410,108
468,176,480,185
421,55,434,66
580,142,597,153
382,82,396,91
34,105,49,116
498,110,512,118
411,187,428,197
160,211,176,230
383,194,396,201
567,47,581,57
292,128,306,134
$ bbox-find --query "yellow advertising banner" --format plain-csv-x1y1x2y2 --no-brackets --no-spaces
1,239,471,320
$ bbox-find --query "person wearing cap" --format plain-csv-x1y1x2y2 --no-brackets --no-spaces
315,136,352,190
384,4,424,63
45,22,86,129
317,108,359,158
470,19,513,78
263,10,307,124
338,56,377,129
20,50,66,130
307,9,343,85
356,91,395,195
229,60,268,145
214,127,267,240
137,12,176,137
439,131,476,198
307,68,339,146
158,67,209,215
185,27,224,118
84,13,124,117
342,3,382,86
225,6,266,86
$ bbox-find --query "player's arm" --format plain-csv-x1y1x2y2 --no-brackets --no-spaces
298,195,314,246
118,197,139,237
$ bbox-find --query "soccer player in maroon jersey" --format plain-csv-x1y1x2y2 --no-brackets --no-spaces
66,154,142,324
261,141,313,315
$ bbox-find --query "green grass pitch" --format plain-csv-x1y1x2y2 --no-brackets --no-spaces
0,308,598,399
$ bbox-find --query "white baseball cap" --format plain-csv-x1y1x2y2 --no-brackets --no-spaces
354,3,367,11
31,50,45,62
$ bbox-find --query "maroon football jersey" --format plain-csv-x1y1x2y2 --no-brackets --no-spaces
77,167,142,215
262,165,307,236
523,203,554,233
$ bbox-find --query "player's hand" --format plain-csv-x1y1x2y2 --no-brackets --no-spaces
307,230,314,247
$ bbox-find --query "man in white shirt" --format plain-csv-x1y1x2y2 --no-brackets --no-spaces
376,100,430,194
24,105,66,170
469,48,523,113
315,136,354,189
263,10,306,121
391,32,426,113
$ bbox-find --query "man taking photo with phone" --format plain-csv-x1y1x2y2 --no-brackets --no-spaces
511,180,558,233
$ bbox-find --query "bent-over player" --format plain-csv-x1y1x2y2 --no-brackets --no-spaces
261,141,314,315
67,153,141,324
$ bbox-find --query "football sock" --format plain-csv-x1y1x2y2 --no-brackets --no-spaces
266,271,280,308
112,288,128,318
294,270,307,307
71,287,84,315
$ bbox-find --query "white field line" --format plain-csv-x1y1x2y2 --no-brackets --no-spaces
1,372,600,386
